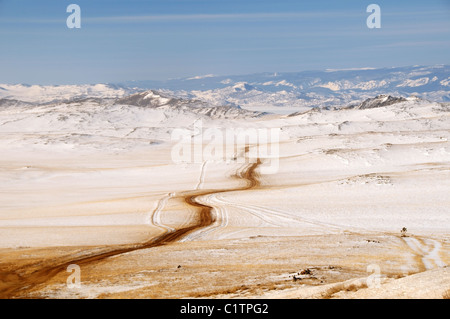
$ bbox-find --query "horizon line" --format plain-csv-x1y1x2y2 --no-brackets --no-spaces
0,64,447,86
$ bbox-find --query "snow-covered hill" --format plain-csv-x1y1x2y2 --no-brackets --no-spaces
0,89,265,154
0,83,134,104
115,90,262,119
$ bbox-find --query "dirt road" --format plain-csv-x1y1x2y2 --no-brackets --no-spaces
0,160,260,298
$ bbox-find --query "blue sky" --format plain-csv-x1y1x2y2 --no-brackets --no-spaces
0,0,449,84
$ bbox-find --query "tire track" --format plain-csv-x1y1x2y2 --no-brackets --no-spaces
179,195,231,242
149,193,175,232
223,200,355,231
195,161,208,190
403,237,447,270
180,161,260,242
189,193,371,241
0,160,261,299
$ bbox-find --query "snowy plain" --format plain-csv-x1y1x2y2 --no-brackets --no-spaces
0,74,449,298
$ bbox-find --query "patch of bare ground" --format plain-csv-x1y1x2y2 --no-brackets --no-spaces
0,161,260,298
19,233,423,299
442,289,450,299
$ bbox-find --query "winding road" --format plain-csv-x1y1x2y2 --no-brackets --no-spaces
0,160,261,299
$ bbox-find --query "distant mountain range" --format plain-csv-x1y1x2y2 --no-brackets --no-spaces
119,65,450,109
0,65,448,110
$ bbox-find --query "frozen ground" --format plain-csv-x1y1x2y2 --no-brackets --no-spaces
0,90,448,298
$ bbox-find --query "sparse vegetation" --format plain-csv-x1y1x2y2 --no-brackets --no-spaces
400,227,408,237
443,289,450,299
300,268,312,275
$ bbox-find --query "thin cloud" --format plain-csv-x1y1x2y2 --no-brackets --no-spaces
1,9,447,25
0,11,352,24
83,11,358,23
369,40,450,49
81,9,448,23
